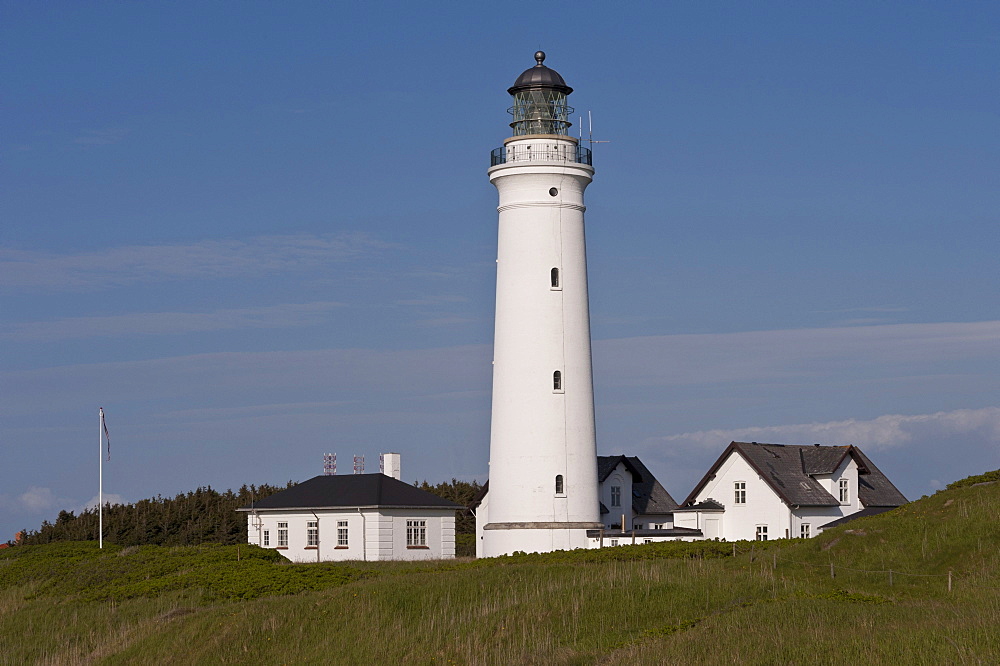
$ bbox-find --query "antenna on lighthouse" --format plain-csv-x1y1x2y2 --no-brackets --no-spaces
587,110,611,151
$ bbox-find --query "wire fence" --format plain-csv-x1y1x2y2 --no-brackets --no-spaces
730,545,1000,593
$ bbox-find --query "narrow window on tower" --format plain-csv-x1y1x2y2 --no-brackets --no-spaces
553,370,563,393
555,474,564,495
550,267,560,290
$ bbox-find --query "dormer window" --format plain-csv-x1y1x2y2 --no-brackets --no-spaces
839,479,850,504
610,485,621,507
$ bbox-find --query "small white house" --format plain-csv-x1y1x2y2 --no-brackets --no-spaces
675,441,906,541
238,462,462,562
588,455,702,546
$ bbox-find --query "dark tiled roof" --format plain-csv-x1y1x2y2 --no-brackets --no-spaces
597,455,644,483
598,455,678,515
675,498,725,512
820,506,898,529
853,449,908,506
800,446,853,475
586,526,703,538
238,474,463,511
630,457,679,515
468,480,489,511
682,442,906,509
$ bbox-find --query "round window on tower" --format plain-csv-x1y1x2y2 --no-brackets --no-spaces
549,187,558,197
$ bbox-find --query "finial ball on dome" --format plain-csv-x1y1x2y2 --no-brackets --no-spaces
534,51,546,65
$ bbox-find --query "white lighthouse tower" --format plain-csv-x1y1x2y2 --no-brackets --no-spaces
479,52,601,557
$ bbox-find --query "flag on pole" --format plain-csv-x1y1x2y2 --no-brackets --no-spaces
100,407,110,461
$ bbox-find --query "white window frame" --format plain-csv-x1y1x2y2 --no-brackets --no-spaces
800,523,811,539
277,522,288,547
306,521,318,547
337,520,348,547
406,519,427,547
755,525,768,541
262,530,270,547
734,481,746,505
610,485,621,507
839,479,850,504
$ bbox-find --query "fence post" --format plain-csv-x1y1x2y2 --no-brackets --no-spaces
830,562,835,579
948,570,952,592
733,543,736,558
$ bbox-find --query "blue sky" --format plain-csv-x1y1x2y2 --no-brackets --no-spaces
3,1,999,540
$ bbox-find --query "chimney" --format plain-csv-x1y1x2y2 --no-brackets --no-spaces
381,452,401,480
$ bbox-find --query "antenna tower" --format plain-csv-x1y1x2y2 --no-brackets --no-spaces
323,453,337,476
353,454,365,474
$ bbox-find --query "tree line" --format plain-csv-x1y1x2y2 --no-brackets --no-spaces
19,479,480,547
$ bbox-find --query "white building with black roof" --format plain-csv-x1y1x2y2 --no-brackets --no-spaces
675,441,907,541
596,455,679,531
588,455,702,546
238,466,462,563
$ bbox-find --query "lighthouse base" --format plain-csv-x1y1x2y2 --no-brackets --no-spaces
480,523,601,558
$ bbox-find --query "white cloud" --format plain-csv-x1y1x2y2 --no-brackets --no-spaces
0,486,76,514
647,406,1000,453
1,301,346,341
0,232,392,291
78,493,126,512
18,486,61,512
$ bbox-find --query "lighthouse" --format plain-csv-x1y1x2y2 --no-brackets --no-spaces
478,52,601,557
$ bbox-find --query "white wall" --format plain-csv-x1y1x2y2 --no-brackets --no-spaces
634,514,674,530
246,508,455,562
692,453,789,542
598,463,633,530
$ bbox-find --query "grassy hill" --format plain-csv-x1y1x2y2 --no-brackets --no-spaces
2,474,999,664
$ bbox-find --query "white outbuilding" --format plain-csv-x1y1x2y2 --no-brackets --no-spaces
674,441,907,541
238,470,462,562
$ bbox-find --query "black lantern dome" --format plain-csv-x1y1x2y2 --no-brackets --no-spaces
507,51,573,96
506,51,574,137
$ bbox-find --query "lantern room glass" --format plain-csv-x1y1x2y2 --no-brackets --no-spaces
508,90,574,136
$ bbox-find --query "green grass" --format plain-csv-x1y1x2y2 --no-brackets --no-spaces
3,476,1000,664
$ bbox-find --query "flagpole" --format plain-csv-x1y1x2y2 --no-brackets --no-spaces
99,408,103,549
